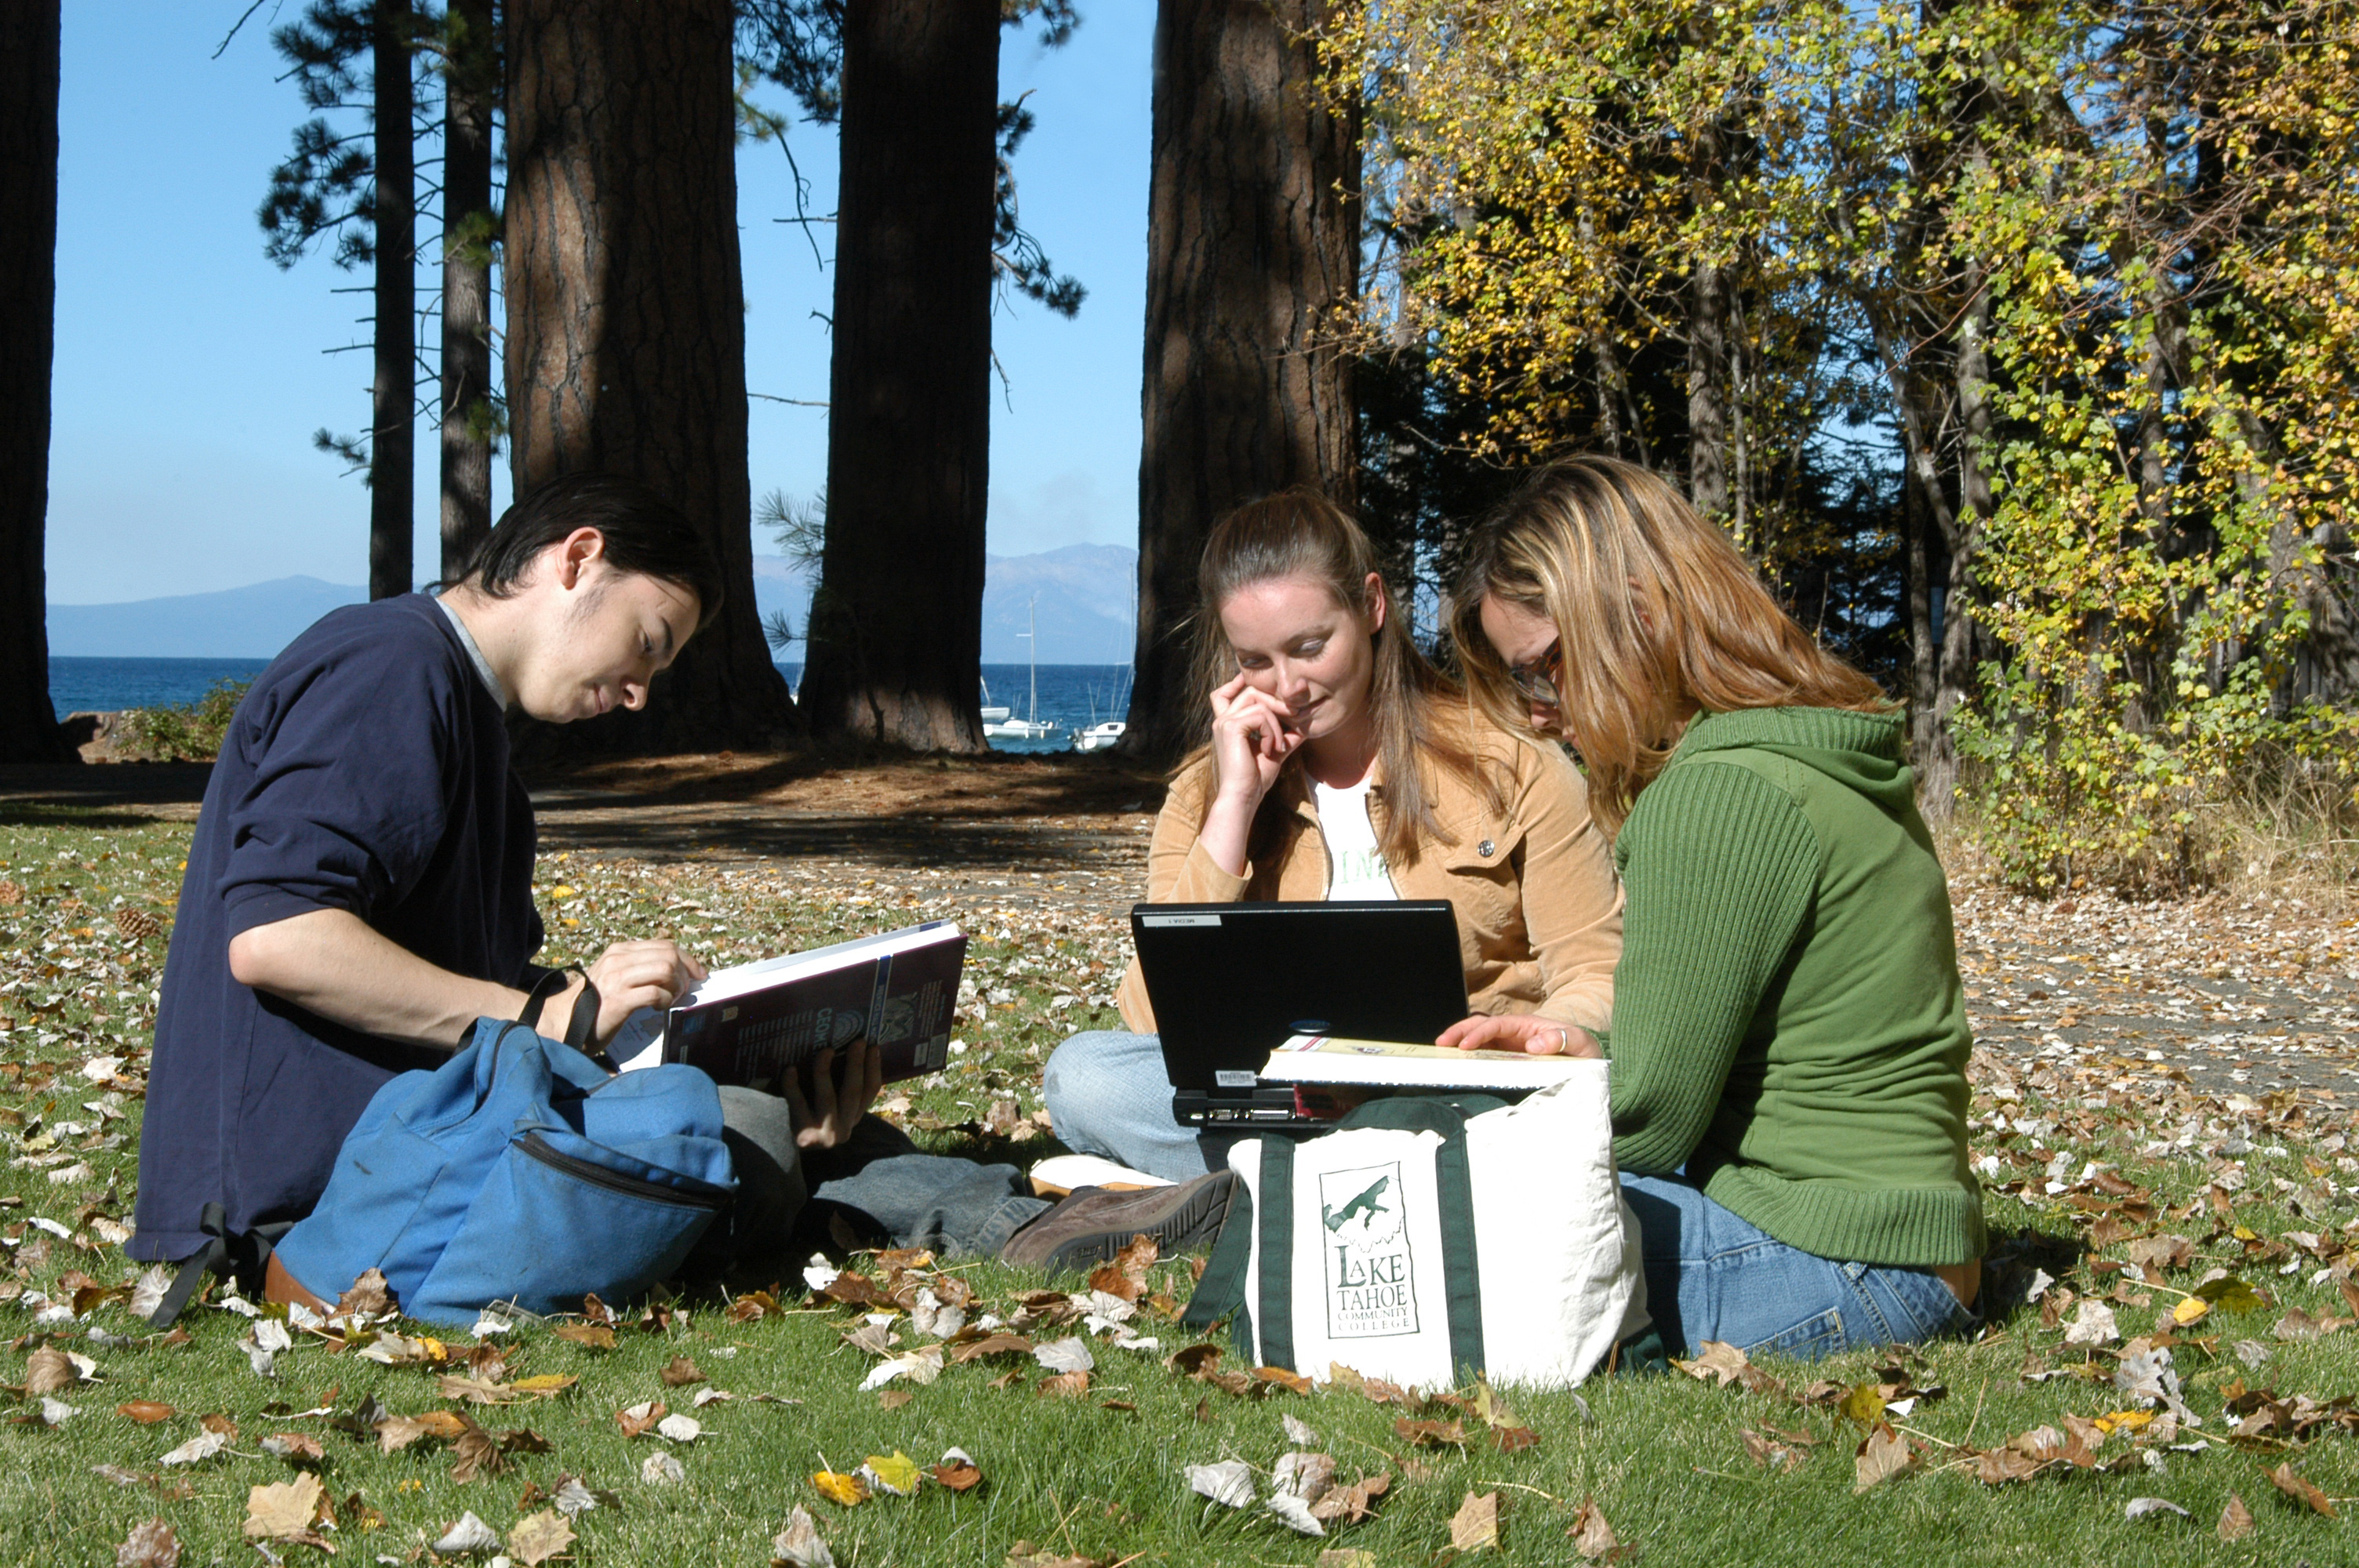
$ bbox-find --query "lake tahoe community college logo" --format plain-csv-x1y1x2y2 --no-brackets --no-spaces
1319,1161,1418,1339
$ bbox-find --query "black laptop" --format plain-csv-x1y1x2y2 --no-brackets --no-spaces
1131,900,1469,1131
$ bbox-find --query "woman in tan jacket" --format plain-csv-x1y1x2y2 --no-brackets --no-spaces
1043,489,1624,1181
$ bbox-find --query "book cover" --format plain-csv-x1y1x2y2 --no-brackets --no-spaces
1259,1033,1583,1091
652,921,966,1091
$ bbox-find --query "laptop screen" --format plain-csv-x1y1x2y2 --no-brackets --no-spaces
1131,901,1470,1091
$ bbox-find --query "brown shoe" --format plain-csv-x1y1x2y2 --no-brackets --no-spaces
1001,1170,1236,1272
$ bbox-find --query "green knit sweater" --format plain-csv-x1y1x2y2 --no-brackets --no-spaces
1600,707,1983,1268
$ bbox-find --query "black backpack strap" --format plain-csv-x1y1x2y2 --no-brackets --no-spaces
147,1203,295,1329
517,966,615,1070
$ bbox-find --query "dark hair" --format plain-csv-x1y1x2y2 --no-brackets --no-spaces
457,472,725,630
1184,487,1495,869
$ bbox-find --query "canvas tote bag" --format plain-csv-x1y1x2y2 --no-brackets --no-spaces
1183,1063,1646,1389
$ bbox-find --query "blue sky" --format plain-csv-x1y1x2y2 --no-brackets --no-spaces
45,3,1151,605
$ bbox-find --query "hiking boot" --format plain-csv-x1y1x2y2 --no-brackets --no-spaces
1001,1170,1236,1272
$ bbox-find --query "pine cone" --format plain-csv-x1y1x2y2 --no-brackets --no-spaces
111,908,161,942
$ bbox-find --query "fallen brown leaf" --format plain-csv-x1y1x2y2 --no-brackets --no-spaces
114,1518,180,1568
1308,1472,1390,1526
660,1355,706,1388
242,1472,326,1542
1038,1370,1091,1399
615,1399,667,1439
2266,1462,2337,1517
23,1348,75,1397
1003,1543,1107,1568
1568,1495,1627,1562
117,1401,175,1425
1449,1490,1499,1552
1395,1417,1469,1449
877,1388,914,1410
507,1508,576,1566
933,1457,983,1492
951,1332,1034,1363
1253,1365,1313,1395
335,1269,392,1317
1672,1341,1753,1387
552,1323,617,1352
2219,1492,2255,1541
1853,1423,1919,1493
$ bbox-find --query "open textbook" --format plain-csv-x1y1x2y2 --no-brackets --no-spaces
1259,1033,1587,1092
611,920,965,1091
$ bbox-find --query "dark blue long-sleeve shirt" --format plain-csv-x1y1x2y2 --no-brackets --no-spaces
129,594,543,1261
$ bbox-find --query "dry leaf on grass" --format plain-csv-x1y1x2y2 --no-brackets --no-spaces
2266,1462,2337,1517
1267,1490,1326,1537
260,1432,325,1466
1395,1417,1469,1449
2125,1497,2190,1521
507,1509,576,1566
552,1323,617,1351
1568,1496,1627,1562
656,1413,702,1443
1315,1552,1377,1568
2219,1492,2255,1541
157,1430,230,1466
1032,1337,1094,1374
1004,1544,1109,1568
772,1505,836,1568
932,1450,984,1492
1308,1472,1390,1526
616,1399,668,1438
117,1400,174,1425
335,1269,392,1317
1853,1424,1919,1493
1038,1370,1092,1399
22,1347,76,1396
1187,1458,1256,1508
812,1468,870,1506
640,1452,686,1486
431,1511,502,1555
1449,1490,1499,1552
660,1355,706,1387
242,1472,326,1544
114,1519,179,1568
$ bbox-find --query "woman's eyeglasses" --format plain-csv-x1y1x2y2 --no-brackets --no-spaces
1508,640,1562,707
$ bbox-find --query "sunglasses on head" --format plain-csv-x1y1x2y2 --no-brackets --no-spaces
1509,639,1562,707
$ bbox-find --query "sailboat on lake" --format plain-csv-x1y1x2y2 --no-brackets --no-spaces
982,596,1058,740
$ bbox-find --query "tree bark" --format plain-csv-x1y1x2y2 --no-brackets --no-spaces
503,0,795,754
438,0,496,581
371,0,416,600
795,0,1001,751
0,0,71,763
1685,257,1729,524
1121,0,1360,768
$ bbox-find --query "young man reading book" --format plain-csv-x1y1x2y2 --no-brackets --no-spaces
129,473,1230,1290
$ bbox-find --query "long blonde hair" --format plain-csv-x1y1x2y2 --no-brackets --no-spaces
1452,457,1890,829
1183,488,1489,868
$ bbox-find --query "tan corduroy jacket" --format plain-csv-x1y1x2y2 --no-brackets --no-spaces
1116,716,1624,1035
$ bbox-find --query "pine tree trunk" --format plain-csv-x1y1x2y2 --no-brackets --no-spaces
371,0,416,600
0,0,71,764
1120,0,1359,768
796,0,999,751
503,0,796,754
438,0,496,581
1685,258,1729,524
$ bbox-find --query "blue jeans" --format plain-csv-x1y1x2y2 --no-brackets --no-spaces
1620,1172,1973,1359
716,1087,1049,1265
1044,1030,1244,1184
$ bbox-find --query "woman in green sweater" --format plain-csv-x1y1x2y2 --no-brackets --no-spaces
1448,456,1983,1358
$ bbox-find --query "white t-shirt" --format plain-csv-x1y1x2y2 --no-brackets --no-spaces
1312,777,1399,901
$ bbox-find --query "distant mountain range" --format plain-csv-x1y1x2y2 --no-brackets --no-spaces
49,544,1140,664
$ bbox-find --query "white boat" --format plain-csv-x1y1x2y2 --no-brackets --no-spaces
1072,720,1125,752
978,675,1009,724
982,597,1059,741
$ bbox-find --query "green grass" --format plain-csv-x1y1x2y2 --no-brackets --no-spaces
0,808,2354,1565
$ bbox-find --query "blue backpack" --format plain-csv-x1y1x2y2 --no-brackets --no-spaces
270,1017,736,1326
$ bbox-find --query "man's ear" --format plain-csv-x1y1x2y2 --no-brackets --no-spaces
551,527,608,590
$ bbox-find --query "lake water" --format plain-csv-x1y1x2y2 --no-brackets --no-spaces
53,657,1135,756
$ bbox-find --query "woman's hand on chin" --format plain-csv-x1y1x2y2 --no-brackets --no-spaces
1436,1013,1602,1058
